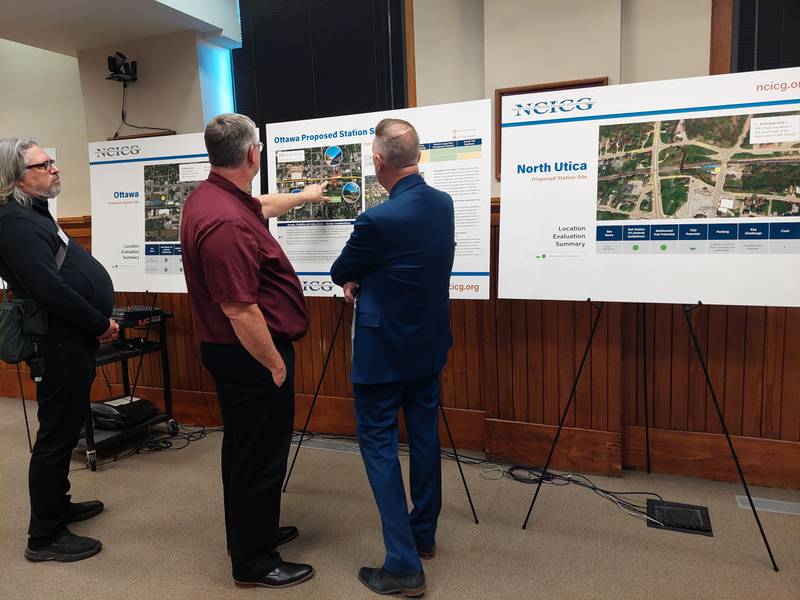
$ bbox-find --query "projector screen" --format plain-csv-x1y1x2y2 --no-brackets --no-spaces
498,67,800,307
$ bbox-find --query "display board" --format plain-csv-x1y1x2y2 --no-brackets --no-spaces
265,99,492,299
90,133,260,293
499,67,800,307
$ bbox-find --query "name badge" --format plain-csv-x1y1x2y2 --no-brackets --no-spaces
57,226,70,246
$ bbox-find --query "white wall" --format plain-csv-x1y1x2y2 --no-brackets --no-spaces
414,0,714,196
155,0,241,46
77,30,206,143
484,0,622,94
0,30,223,215
621,0,711,83
483,0,622,194
415,0,714,101
0,39,90,217
413,0,485,107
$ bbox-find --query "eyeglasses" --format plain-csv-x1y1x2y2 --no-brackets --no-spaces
26,159,57,172
253,142,264,151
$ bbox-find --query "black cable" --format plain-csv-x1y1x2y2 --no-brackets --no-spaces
70,422,223,472
100,365,113,397
110,292,158,462
293,431,664,524
111,82,175,139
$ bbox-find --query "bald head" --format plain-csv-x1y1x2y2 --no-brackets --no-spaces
373,118,420,169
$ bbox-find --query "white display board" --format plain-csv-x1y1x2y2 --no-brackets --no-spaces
265,99,492,299
90,133,260,293
499,67,800,307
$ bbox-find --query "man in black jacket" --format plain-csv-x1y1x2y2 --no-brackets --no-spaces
0,138,119,562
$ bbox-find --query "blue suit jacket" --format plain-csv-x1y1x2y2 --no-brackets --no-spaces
331,174,455,385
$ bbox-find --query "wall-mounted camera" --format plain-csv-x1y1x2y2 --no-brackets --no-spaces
106,52,137,83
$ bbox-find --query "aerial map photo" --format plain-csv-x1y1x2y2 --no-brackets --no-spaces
144,163,205,241
596,112,800,221
363,174,389,210
276,143,363,222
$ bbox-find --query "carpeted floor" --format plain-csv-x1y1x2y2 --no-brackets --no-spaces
0,396,798,600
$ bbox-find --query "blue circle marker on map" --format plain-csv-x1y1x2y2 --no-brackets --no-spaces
324,146,343,166
342,181,361,203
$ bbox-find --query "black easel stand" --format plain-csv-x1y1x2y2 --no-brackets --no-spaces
282,299,480,524
683,303,779,572
441,405,480,524
522,299,605,529
640,303,652,474
518,299,778,571
283,298,347,493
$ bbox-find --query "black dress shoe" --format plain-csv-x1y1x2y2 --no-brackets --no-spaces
234,562,314,588
24,528,102,563
418,544,436,560
66,500,104,524
278,525,298,546
358,566,426,597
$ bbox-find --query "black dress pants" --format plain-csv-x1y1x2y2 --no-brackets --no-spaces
201,339,295,581
28,335,97,545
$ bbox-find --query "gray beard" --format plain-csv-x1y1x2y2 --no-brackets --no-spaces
40,182,61,199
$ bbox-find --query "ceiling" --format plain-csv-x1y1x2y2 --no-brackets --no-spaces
0,0,230,56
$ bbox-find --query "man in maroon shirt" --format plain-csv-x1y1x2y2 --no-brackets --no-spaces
180,113,326,589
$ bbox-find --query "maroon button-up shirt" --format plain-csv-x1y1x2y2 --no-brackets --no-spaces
180,171,309,343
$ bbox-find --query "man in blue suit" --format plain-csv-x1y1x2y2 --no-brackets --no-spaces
331,118,455,597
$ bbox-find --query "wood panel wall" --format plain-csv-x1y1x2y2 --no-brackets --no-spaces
2,208,797,488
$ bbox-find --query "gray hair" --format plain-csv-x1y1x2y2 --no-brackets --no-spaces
0,137,37,207
204,113,259,168
373,118,420,169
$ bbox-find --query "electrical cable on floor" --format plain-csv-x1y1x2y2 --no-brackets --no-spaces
68,417,665,526
290,430,665,526
70,423,223,472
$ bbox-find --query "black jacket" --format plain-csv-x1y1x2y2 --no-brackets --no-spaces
0,197,114,338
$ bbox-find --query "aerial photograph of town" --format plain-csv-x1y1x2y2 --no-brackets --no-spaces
596,112,800,221
144,163,205,241
276,143,363,221
363,174,389,210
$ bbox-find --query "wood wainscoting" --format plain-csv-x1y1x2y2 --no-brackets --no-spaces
1,209,797,488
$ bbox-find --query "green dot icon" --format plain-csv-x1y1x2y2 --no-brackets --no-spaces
660,244,667,251
632,244,640,251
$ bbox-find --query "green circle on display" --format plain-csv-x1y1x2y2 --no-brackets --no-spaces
633,244,640,251
660,244,667,251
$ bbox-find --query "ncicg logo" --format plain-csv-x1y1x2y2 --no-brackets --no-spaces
303,280,334,292
94,144,141,159
511,97,594,117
